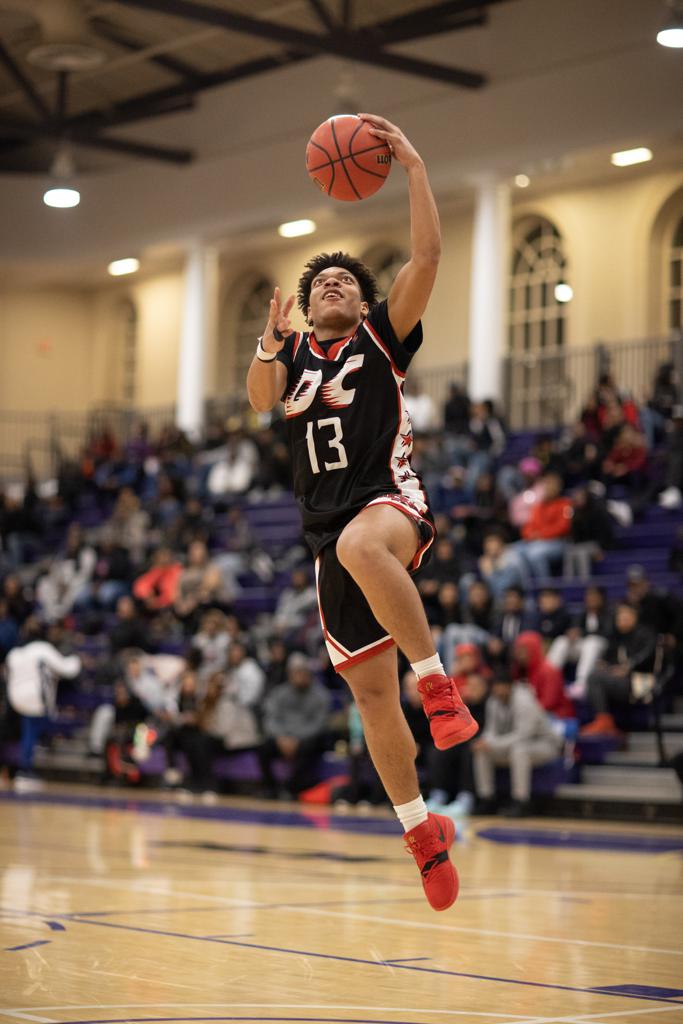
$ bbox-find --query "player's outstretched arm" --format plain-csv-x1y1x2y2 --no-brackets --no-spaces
246,286,293,412
358,113,441,344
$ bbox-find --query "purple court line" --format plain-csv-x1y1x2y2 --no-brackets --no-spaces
50,1018,428,1024
58,915,683,1006
5,939,51,952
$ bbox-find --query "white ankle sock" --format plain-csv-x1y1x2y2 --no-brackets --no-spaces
411,654,445,679
393,794,429,832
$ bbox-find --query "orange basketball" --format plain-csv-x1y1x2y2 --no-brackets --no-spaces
306,114,392,202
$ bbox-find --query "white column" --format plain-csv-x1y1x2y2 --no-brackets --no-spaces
176,242,218,439
467,177,511,403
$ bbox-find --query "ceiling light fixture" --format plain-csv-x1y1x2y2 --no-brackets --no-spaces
43,146,80,208
514,174,530,188
657,0,683,46
108,258,140,277
278,219,317,238
555,282,573,303
610,147,653,167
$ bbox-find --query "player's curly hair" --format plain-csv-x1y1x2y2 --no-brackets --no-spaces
297,251,379,316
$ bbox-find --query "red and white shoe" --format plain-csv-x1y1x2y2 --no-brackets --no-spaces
417,674,479,750
405,812,459,912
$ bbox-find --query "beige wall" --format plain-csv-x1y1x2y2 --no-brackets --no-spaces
1,166,682,418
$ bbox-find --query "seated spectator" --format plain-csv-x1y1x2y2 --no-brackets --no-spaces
121,649,183,719
441,581,493,663
272,567,318,643
658,405,683,509
537,588,572,643
442,382,470,445
192,609,231,688
6,620,81,791
205,427,260,497
515,472,572,579
487,586,538,666
432,581,461,630
465,401,506,495
105,488,150,567
449,642,492,694
0,597,19,660
547,585,611,699
642,361,680,447
258,652,331,798
86,528,134,610
133,546,183,612
601,424,648,492
109,596,151,656
506,457,544,531
2,574,32,625
581,602,657,737
36,523,96,623
173,539,235,628
512,631,575,719
563,484,615,580
625,565,683,644
472,673,564,816
262,636,290,691
477,531,529,600
104,679,149,785
220,640,266,733
417,537,463,617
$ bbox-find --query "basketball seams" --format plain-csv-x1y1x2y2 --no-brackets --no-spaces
330,117,362,201
307,141,392,174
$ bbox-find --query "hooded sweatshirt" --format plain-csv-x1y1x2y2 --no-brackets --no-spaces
512,631,575,719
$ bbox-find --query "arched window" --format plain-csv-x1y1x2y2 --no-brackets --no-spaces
220,274,274,391
509,218,568,355
361,243,408,300
670,215,683,332
507,218,569,427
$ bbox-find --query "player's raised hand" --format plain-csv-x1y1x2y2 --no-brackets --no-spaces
357,113,422,171
263,286,295,352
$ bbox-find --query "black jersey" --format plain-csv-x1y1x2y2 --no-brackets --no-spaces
277,299,429,557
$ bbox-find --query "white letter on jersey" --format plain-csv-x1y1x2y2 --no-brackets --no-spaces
320,354,365,409
285,369,323,418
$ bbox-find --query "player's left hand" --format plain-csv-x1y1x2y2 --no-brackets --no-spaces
357,113,422,170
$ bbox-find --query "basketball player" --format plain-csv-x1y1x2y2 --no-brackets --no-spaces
247,113,477,911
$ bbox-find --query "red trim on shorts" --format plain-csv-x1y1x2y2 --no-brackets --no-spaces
365,497,435,572
333,636,396,672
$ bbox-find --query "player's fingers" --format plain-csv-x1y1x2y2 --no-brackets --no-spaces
282,294,296,316
358,112,391,129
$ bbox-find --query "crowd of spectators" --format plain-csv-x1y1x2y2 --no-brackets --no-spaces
1,361,682,813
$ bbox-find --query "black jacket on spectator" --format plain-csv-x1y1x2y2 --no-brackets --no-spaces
538,606,573,641
602,625,657,672
570,494,615,548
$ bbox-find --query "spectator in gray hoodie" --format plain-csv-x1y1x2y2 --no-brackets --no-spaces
258,652,331,798
472,674,562,817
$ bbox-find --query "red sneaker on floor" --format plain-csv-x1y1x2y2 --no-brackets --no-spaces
405,812,458,912
417,674,479,750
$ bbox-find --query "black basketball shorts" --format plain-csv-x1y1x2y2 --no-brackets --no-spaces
314,492,435,673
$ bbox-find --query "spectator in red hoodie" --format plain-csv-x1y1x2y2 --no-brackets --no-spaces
512,630,575,720
516,472,573,579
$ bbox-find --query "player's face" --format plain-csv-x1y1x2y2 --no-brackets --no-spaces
307,266,368,332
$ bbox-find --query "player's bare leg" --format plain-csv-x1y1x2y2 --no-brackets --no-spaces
337,503,478,751
342,645,419,805
336,504,434,662
342,640,459,912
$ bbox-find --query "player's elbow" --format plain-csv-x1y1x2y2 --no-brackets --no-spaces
415,241,441,268
247,388,276,414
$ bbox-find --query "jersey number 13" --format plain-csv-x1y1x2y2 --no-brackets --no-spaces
305,417,348,474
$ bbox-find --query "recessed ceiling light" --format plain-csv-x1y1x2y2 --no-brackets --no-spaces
657,1,683,46
610,147,653,167
43,186,80,208
108,257,140,276
278,219,316,238
514,174,530,188
555,282,573,303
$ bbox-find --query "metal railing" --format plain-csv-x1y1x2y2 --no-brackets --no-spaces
1,333,682,482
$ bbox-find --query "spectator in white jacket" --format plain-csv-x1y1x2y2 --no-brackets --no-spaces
6,621,81,790
36,524,96,623
472,674,562,817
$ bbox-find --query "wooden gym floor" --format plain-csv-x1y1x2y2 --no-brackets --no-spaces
1,785,682,1024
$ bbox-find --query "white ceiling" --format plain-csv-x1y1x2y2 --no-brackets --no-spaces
0,0,681,280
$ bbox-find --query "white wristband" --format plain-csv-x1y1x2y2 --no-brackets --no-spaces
256,337,277,362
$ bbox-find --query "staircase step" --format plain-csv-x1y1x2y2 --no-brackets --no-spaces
582,765,679,790
556,782,681,804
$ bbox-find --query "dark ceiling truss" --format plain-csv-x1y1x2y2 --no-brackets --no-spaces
0,0,511,171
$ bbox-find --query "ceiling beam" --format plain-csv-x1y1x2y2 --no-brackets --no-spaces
0,115,194,164
90,17,204,84
0,40,52,122
308,0,337,33
114,0,486,88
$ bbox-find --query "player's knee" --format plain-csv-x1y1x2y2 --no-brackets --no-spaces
336,526,380,573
